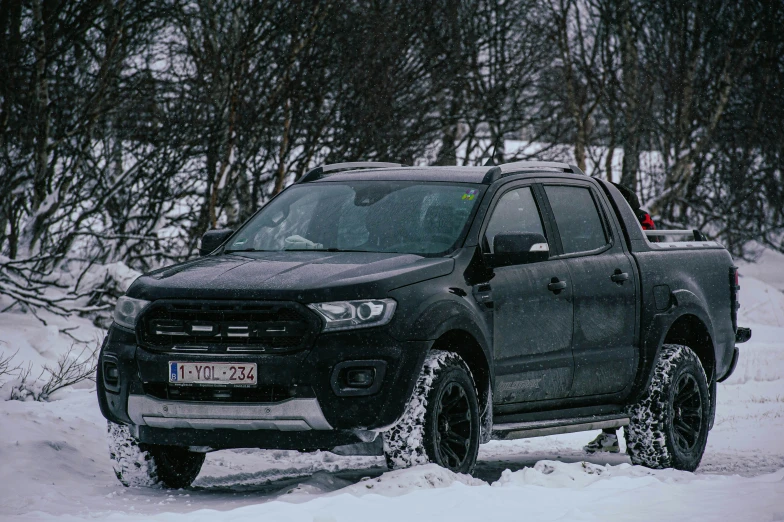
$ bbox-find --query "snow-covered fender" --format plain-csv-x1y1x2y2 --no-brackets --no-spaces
627,288,717,404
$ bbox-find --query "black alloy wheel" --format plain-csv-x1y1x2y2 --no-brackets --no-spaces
671,372,704,453
433,381,473,469
383,351,481,474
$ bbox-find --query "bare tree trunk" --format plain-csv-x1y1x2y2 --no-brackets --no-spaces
435,122,458,166
273,98,292,195
0,0,22,152
550,0,604,173
19,0,51,257
604,115,615,181
618,0,640,192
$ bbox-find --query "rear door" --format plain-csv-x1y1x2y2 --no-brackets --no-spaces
483,183,574,403
540,182,637,397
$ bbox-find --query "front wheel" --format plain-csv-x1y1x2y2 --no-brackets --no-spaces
382,351,481,474
624,344,711,471
107,422,205,488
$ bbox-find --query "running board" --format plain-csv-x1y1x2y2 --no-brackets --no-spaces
492,414,629,441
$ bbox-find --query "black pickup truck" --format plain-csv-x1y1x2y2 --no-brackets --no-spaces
98,161,751,488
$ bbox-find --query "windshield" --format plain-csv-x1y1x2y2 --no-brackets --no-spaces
227,181,485,256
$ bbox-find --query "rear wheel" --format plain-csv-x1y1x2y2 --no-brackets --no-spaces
107,422,205,488
382,351,480,474
624,344,711,471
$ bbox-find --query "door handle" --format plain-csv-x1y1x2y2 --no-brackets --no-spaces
548,277,567,293
611,269,629,284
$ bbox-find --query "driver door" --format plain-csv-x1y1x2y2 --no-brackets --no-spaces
485,184,575,404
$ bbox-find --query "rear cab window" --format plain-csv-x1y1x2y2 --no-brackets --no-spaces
543,185,611,255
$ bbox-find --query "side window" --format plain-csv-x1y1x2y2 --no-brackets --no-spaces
544,185,609,254
484,187,545,253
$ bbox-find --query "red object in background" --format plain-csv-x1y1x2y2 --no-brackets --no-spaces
640,212,656,230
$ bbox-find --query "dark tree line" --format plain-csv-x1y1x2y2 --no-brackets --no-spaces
0,0,782,300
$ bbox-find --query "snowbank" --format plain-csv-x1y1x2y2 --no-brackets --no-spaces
18,456,784,522
738,247,784,293
738,273,784,328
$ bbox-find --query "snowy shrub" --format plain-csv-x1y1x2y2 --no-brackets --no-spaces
0,349,20,383
3,343,98,402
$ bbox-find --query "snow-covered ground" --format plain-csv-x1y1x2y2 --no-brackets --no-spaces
1,263,783,521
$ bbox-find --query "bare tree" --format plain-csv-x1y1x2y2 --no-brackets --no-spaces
646,0,761,220
544,0,608,171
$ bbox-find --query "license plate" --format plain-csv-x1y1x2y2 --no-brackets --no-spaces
169,362,257,386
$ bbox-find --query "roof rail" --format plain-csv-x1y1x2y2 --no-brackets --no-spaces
299,162,405,183
483,161,585,184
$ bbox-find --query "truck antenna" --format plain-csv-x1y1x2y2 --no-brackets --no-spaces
483,140,498,167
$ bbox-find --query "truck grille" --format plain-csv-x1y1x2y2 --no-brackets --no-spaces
138,300,319,353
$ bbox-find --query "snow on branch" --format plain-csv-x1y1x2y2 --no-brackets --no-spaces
0,257,111,324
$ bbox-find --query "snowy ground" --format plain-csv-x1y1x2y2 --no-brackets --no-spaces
1,267,783,521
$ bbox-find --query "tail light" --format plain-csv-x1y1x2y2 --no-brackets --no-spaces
729,266,740,332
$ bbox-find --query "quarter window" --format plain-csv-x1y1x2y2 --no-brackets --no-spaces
544,185,609,254
484,187,545,253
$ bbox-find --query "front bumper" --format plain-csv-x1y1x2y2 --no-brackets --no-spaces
98,323,429,449
127,395,332,431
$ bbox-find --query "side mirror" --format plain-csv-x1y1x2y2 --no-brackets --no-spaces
199,229,234,256
486,232,549,268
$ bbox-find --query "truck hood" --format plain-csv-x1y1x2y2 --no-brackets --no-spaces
126,251,455,302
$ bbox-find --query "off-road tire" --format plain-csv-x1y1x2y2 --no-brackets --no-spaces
107,421,205,488
624,344,711,471
382,351,481,474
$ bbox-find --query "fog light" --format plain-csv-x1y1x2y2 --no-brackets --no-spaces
103,360,121,393
346,368,375,388
330,360,386,396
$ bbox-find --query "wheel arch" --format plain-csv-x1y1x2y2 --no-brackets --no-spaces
630,289,717,404
430,329,492,440
662,314,716,382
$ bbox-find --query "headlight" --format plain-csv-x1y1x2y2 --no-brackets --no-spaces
308,299,397,332
113,296,151,330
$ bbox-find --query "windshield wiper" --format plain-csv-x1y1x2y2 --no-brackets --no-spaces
224,248,271,253
226,247,383,254
284,248,373,253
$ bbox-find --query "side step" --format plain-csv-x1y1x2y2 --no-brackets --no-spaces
492,414,629,441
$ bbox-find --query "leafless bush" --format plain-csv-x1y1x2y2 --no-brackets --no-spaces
38,344,99,399
0,349,20,382
7,344,98,402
